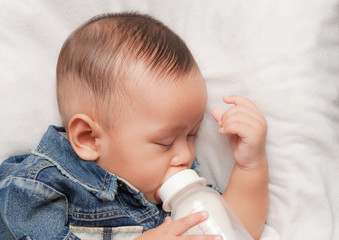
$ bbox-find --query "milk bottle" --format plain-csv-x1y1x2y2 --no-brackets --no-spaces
159,169,253,240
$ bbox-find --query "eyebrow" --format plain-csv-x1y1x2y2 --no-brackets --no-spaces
156,116,204,134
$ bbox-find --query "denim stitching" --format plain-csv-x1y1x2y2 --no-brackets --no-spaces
117,192,138,222
116,193,159,224
99,172,108,191
71,210,129,221
27,160,54,180
31,149,100,194
67,232,77,240
100,172,113,195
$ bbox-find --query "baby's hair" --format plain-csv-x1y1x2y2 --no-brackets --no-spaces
56,12,196,129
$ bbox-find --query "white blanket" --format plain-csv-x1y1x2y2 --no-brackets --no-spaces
0,1,338,239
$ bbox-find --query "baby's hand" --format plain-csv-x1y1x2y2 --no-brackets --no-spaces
211,96,267,169
135,211,221,240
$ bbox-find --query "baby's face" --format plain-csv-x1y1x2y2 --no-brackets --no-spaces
96,68,207,204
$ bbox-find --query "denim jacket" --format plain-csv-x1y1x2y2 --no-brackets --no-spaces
0,126,203,240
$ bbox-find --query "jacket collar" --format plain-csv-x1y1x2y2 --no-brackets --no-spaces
32,126,139,201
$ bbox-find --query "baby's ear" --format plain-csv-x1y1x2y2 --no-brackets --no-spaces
67,114,103,161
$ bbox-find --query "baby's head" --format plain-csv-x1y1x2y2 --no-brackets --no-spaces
56,12,207,203
57,12,199,131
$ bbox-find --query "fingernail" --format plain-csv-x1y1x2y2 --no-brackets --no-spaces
201,211,208,217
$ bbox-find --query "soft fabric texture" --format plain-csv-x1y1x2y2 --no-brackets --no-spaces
0,1,338,239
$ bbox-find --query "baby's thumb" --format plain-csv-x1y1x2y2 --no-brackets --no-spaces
211,108,224,124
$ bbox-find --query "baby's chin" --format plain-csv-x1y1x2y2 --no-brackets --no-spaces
144,188,162,205
154,188,162,204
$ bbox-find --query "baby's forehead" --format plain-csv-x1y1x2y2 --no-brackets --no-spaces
105,59,203,113
123,65,204,97
120,63,178,90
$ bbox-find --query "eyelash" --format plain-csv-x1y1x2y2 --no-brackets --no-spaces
158,133,197,151
159,142,174,151
187,133,197,138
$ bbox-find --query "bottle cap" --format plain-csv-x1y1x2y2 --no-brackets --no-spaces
159,169,206,212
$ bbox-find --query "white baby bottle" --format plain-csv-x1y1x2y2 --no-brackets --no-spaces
159,169,253,240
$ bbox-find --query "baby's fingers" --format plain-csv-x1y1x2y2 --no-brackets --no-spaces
222,104,265,125
170,212,222,240
180,234,223,240
223,95,258,110
169,211,209,236
211,108,224,125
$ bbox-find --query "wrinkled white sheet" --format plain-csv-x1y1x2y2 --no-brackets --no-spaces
0,1,338,239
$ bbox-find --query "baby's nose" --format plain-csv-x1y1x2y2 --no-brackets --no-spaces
172,145,193,167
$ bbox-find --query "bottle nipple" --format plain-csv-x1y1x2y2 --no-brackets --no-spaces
159,169,206,212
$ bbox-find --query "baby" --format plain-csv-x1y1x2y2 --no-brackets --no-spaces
0,12,268,240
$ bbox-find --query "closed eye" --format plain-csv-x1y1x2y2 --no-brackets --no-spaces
187,132,198,139
157,142,174,151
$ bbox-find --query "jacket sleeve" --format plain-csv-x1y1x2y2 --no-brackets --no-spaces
0,177,80,240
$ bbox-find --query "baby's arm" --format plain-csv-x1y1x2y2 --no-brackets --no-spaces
211,96,268,240
136,211,221,240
